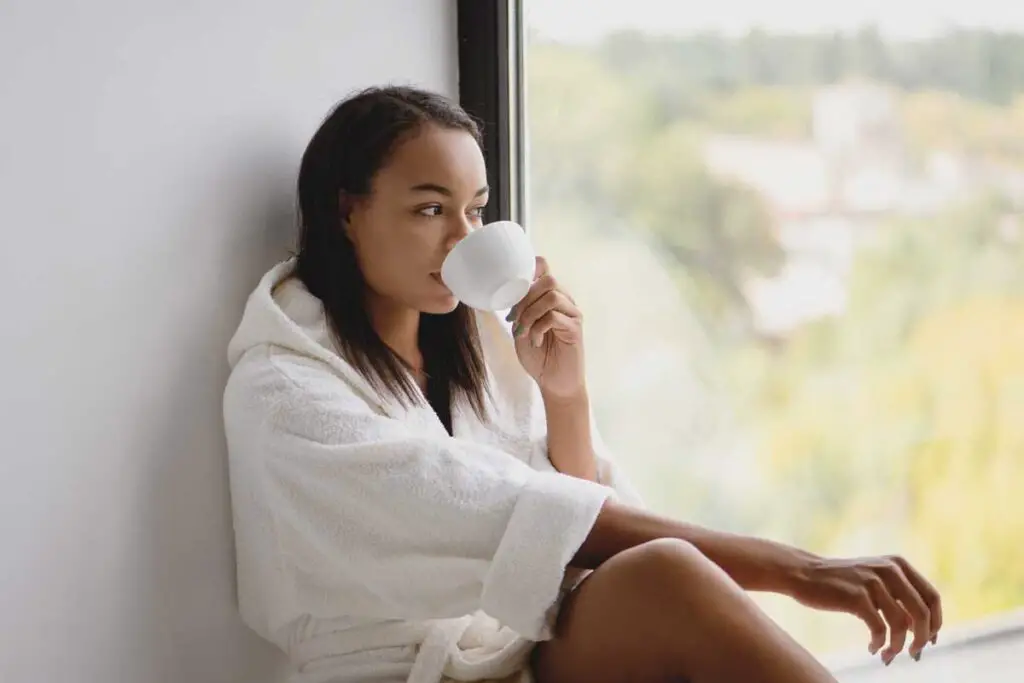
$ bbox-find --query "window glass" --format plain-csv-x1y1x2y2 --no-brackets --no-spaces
523,1,1024,671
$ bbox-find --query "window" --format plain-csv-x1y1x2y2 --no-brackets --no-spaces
460,1,1024,678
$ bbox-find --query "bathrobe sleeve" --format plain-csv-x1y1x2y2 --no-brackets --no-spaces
223,348,611,642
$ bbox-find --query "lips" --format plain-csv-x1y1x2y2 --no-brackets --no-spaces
430,271,450,291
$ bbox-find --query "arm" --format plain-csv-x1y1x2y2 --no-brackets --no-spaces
542,389,600,482
576,500,945,663
573,498,816,593
540,386,645,505
508,259,638,498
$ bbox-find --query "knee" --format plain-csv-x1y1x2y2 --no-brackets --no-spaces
627,537,707,568
611,538,716,595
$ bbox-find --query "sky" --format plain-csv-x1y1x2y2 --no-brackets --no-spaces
526,0,1024,41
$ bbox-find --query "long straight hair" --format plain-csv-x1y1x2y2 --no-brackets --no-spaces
295,86,489,418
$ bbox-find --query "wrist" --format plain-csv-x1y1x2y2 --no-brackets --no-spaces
769,546,822,596
540,385,589,407
728,535,820,594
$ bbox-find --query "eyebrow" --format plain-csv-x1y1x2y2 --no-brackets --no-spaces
409,183,489,198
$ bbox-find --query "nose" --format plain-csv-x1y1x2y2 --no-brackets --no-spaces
444,215,474,251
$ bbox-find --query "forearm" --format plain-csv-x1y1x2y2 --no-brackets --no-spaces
542,389,600,482
572,498,818,594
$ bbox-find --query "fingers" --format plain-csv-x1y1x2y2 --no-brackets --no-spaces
853,588,889,658
876,560,931,660
528,310,579,347
515,258,574,312
816,555,942,667
510,270,581,343
528,257,575,303
514,274,559,322
865,577,910,664
533,255,550,279
517,287,580,328
515,293,580,346
892,555,943,645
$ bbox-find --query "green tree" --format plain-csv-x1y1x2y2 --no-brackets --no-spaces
527,45,783,334
593,28,1024,104
613,124,783,333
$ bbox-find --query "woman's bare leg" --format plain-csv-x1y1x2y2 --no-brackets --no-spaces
532,538,839,683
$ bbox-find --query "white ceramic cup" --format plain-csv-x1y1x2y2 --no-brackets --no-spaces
440,220,536,311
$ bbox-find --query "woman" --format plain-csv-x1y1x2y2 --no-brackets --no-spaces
223,86,942,683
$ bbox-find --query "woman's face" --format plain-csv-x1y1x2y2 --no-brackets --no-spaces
345,124,488,315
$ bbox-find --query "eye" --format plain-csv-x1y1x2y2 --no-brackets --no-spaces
468,205,487,220
416,205,443,217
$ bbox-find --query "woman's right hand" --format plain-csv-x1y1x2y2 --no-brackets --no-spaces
785,553,943,664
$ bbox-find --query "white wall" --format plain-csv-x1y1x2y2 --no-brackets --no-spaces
0,2,456,680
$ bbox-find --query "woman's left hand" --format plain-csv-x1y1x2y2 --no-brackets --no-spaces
508,257,586,399
787,553,943,665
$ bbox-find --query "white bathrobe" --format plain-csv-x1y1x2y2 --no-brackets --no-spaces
223,260,642,683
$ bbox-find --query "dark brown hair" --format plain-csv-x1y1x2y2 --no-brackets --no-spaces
295,85,489,417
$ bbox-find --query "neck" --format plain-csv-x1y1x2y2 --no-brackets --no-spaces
365,291,422,371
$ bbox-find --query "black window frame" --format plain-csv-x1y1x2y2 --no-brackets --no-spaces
456,0,525,227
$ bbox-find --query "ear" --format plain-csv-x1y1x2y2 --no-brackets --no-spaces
338,190,358,240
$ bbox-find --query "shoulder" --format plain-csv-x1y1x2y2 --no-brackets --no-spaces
225,345,378,431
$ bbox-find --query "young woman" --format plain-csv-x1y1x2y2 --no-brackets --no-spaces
223,86,942,683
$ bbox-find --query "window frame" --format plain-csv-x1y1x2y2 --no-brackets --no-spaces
456,0,526,227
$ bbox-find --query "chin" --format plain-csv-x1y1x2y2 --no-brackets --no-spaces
419,295,460,316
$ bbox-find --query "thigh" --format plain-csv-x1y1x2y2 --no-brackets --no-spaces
532,539,838,683
531,541,703,683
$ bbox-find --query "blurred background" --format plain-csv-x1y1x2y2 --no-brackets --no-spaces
522,1,1024,678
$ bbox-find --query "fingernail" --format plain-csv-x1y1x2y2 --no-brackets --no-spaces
505,309,515,322
911,650,921,662
931,634,938,645
513,324,522,337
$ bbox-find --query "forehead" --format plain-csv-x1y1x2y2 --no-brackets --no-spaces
377,125,486,191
